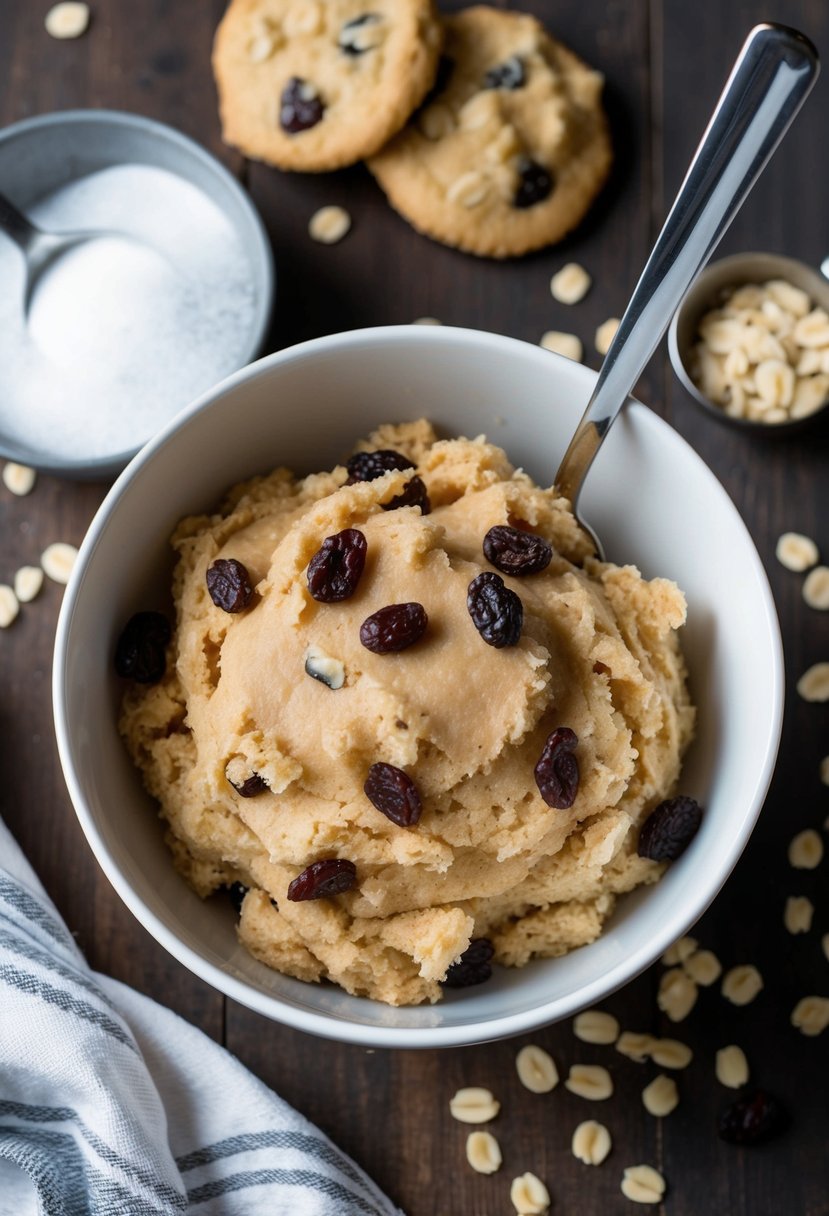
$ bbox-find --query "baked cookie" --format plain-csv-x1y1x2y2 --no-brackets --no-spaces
212,0,443,172
367,6,612,257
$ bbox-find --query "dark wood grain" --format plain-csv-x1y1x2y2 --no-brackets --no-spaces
1,1,827,1213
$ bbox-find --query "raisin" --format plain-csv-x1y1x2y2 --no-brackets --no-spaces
280,76,324,134
483,525,553,576
227,882,248,913
467,571,523,647
346,448,415,483
484,55,525,90
441,938,495,988
114,611,171,683
718,1090,785,1145
338,12,380,55
534,727,579,809
230,772,268,798
514,158,554,208
637,796,702,861
206,558,253,613
384,474,431,515
287,859,357,902
360,602,428,653
307,528,367,603
364,762,422,827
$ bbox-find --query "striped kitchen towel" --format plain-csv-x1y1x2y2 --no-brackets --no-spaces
0,821,402,1216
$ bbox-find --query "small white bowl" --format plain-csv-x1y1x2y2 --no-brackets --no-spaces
53,326,783,1048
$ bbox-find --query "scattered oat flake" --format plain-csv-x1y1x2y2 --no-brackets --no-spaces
803,566,829,610
716,1044,749,1088
641,1074,678,1117
784,895,814,934
683,948,722,986
515,1044,558,1093
615,1031,654,1062
595,317,620,356
788,828,824,869
797,662,829,702
657,967,698,1022
662,935,697,966
649,1038,693,1069
775,531,819,571
0,585,19,628
571,1119,611,1165
721,964,764,1006
412,316,442,325
14,566,44,604
565,1064,613,1101
41,542,78,585
621,1164,666,1205
550,262,591,305
308,205,351,244
510,1171,550,1215
45,2,90,38
791,995,829,1036
449,1087,499,1124
540,330,583,361
822,933,829,962
2,462,36,496
820,756,829,786
465,1130,501,1174
573,1009,619,1045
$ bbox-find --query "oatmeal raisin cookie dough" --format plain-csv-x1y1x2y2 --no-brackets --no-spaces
121,421,694,1005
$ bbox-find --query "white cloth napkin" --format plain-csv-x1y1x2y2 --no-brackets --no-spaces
0,821,402,1216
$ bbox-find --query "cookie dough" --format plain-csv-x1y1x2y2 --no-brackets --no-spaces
121,421,694,1005
368,6,612,257
212,0,442,171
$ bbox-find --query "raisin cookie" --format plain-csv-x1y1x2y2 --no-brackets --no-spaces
212,0,443,172
367,6,612,257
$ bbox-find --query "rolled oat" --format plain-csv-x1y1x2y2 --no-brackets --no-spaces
788,828,824,869
2,462,36,496
515,1044,558,1094
803,566,829,610
783,895,814,934
510,1172,550,1215
721,964,763,1006
715,1044,749,1088
308,205,351,244
571,1119,612,1165
641,1074,678,1117
791,995,829,1036
797,663,829,702
621,1164,666,1204
573,1009,619,1045
565,1064,613,1101
449,1087,500,1124
657,968,698,1022
550,262,591,305
465,1130,502,1174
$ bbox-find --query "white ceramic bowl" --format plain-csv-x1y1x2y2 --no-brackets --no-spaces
53,326,783,1048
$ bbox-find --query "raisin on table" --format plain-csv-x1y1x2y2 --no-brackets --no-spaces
718,1090,785,1145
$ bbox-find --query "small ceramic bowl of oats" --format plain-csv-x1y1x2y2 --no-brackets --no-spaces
668,252,829,432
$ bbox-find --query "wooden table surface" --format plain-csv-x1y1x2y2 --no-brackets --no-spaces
2,2,828,1212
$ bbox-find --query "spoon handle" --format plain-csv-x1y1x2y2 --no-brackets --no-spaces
0,190,42,255
554,23,819,508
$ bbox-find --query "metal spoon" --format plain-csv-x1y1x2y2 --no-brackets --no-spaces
0,189,117,313
554,23,819,558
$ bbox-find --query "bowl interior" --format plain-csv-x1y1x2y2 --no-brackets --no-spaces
0,110,273,477
55,327,782,1046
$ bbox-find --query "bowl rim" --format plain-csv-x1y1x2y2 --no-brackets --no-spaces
668,250,829,434
0,107,275,479
52,325,785,1047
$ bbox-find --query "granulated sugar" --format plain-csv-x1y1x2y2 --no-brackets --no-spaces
0,164,258,464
